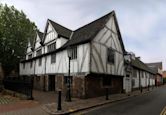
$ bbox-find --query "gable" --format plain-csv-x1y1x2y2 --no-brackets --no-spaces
93,13,125,53
60,11,125,54
105,15,123,53
60,12,112,50
26,41,32,54
35,34,41,49
44,21,58,44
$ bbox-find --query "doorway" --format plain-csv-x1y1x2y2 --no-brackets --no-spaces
49,75,55,91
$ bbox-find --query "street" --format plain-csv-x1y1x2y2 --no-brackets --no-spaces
83,86,166,115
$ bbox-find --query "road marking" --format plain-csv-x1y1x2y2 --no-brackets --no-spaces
161,106,166,115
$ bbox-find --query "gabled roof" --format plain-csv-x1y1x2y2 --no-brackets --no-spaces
59,11,125,53
43,19,72,43
32,30,44,48
26,39,33,51
22,11,126,62
37,31,44,41
131,58,155,74
146,62,162,69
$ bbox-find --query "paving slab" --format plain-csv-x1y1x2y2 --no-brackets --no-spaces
41,89,153,115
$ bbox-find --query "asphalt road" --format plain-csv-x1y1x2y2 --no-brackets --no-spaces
84,86,166,115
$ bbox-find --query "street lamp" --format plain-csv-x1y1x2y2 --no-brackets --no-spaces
65,47,72,102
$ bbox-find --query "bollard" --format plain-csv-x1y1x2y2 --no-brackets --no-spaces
106,88,109,100
148,85,149,91
140,86,143,93
57,90,62,111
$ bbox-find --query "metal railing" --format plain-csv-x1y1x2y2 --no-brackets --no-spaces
3,76,33,99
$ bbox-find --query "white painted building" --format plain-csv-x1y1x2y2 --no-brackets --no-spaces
124,53,155,93
20,11,156,98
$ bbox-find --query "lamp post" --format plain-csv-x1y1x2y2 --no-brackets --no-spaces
66,47,71,102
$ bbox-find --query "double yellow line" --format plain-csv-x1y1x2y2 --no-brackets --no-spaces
161,107,166,115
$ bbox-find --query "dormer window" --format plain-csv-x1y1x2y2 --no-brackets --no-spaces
48,42,56,53
36,49,42,56
28,54,32,59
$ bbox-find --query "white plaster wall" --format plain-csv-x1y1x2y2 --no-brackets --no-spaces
20,61,34,75
44,23,58,44
91,15,124,76
35,57,45,75
45,43,90,74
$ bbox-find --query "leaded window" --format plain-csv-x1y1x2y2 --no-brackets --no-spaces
70,47,77,60
28,54,32,59
51,53,56,63
47,42,56,53
36,49,42,56
39,58,42,66
107,48,115,64
23,63,25,69
30,61,33,68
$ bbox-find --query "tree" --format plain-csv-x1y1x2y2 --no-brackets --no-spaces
0,4,37,76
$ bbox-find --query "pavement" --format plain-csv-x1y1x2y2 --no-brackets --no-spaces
161,106,166,115
81,85,166,115
0,95,20,104
0,86,158,115
41,88,153,115
0,99,40,114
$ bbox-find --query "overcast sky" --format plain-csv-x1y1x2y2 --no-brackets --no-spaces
1,0,166,69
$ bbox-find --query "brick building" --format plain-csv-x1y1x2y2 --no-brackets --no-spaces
146,62,163,86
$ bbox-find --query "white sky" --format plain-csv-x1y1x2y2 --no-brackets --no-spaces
1,0,166,69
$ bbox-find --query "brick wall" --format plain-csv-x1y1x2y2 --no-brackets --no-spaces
55,75,64,91
85,75,123,98
85,76,105,98
72,76,85,98
33,75,45,90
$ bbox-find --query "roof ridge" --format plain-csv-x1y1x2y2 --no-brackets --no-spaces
74,10,115,32
48,19,72,32
37,30,44,34
146,62,162,64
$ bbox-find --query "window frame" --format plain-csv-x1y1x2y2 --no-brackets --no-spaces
28,54,32,59
23,63,25,69
70,46,77,60
47,42,56,53
30,61,33,68
107,48,115,64
64,76,73,84
38,58,42,66
51,53,56,64
36,49,42,56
